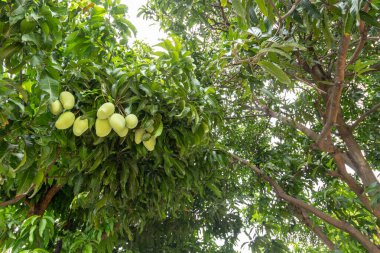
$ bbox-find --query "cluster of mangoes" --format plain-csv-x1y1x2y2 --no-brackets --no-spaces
49,91,157,151
50,91,89,136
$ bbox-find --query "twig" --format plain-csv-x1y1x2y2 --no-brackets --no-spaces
0,184,34,207
281,0,302,20
351,103,380,130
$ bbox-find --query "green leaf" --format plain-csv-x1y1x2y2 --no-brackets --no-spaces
255,0,268,17
232,0,245,17
39,75,60,99
206,183,222,198
221,0,228,7
257,60,291,85
360,11,380,28
39,219,47,237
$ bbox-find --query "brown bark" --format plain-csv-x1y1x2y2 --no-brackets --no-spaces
30,184,61,216
0,184,34,207
318,34,350,145
229,152,380,253
336,111,379,187
333,152,380,219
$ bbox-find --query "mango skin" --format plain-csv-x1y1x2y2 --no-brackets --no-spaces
55,112,75,130
115,127,129,137
95,118,112,137
97,102,115,119
143,137,156,151
50,100,63,115
109,113,126,132
73,117,89,136
59,91,75,110
134,128,145,144
125,114,138,129
146,125,154,133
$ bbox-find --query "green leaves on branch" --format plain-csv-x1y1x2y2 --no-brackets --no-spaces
258,61,291,85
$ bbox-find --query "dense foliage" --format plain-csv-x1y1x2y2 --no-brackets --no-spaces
1,0,380,252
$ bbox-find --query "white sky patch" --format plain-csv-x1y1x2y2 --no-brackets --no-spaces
121,0,166,46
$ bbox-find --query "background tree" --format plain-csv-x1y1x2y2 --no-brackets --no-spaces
143,0,380,252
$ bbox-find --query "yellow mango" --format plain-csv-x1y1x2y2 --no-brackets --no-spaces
49,100,63,115
73,117,89,136
59,91,75,110
134,128,145,144
143,137,156,151
115,127,129,137
109,113,125,132
125,114,138,129
95,118,112,137
55,111,75,130
97,102,115,119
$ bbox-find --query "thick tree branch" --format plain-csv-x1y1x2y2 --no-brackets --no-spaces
318,34,350,144
351,103,380,130
333,152,380,220
31,184,62,216
229,152,380,252
335,110,379,187
0,184,34,207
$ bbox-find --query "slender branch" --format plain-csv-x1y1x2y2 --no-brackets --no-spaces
224,114,267,120
229,152,380,252
281,0,302,20
252,96,319,141
318,34,350,144
347,2,370,67
0,184,34,207
351,103,380,130
297,208,336,251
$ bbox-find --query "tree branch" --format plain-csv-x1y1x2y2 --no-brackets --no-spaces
229,152,380,252
351,103,380,130
31,184,62,216
333,152,380,220
347,2,370,67
297,208,336,251
0,184,34,207
318,34,350,145
252,96,319,141
281,0,302,20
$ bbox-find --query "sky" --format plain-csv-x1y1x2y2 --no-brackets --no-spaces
122,0,166,46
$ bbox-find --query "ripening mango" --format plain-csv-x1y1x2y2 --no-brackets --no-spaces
134,128,145,144
97,102,115,119
115,127,129,137
146,125,154,133
143,136,156,151
95,118,112,137
73,117,89,136
125,114,138,129
49,100,63,115
109,113,125,132
55,111,75,130
59,91,75,110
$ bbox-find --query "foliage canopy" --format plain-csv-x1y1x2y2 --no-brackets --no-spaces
1,0,380,252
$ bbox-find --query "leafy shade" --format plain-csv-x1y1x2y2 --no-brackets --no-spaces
0,0,229,252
